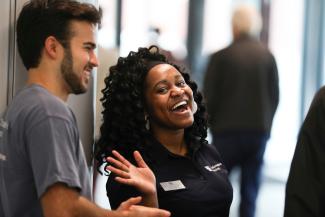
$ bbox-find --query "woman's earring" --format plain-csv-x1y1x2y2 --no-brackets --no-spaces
145,114,150,130
192,100,198,114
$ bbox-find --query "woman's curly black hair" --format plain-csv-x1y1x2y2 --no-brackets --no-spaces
94,45,208,173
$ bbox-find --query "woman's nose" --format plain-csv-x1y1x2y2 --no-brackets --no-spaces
170,86,185,97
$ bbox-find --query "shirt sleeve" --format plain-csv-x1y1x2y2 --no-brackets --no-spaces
26,116,81,198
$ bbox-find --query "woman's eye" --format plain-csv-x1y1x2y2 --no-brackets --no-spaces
177,81,186,87
157,87,168,94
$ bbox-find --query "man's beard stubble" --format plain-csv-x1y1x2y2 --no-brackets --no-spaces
61,48,87,95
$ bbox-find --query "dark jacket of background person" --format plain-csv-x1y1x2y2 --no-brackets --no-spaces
203,34,279,135
284,86,325,217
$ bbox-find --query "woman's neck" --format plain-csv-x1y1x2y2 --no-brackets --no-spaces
151,127,187,156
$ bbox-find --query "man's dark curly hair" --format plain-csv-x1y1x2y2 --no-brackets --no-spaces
94,45,208,173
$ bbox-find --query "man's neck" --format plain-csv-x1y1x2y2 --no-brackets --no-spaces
27,68,69,102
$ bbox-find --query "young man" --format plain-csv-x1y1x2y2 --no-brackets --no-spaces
0,1,170,217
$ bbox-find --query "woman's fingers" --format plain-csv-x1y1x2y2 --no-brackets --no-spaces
133,151,148,168
106,165,130,179
115,176,135,186
107,156,129,172
112,150,132,167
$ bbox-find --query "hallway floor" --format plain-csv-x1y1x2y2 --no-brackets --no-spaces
229,168,286,217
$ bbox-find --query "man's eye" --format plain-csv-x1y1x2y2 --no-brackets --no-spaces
84,46,93,51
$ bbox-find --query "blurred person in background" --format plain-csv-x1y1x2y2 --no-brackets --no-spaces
203,4,279,217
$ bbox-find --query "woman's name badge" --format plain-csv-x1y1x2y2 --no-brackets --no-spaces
160,180,186,191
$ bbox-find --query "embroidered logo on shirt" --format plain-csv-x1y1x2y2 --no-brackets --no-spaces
160,180,186,191
204,163,222,172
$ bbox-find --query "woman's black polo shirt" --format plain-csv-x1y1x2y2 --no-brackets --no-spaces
106,138,233,217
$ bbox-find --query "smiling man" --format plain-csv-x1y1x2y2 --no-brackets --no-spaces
0,1,170,217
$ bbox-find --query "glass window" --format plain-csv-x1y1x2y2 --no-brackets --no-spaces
266,0,304,179
120,0,188,60
98,0,117,49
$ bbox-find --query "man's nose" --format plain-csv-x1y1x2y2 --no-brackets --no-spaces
89,51,99,67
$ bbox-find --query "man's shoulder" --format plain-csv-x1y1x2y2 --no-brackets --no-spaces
9,85,72,121
14,85,54,101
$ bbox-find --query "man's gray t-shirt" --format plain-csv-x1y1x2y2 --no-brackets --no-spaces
0,84,91,217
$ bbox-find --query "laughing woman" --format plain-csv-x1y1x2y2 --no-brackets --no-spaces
95,46,233,217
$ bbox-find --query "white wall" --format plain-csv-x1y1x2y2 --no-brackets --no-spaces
0,0,11,115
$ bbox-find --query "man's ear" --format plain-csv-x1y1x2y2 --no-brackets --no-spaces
44,36,62,59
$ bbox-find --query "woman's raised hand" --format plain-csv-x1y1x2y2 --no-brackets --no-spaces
106,150,157,196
